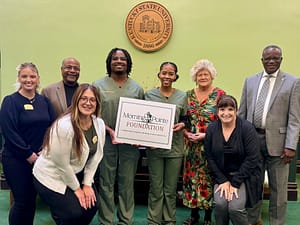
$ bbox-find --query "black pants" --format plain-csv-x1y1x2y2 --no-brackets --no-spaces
33,172,99,225
2,154,37,225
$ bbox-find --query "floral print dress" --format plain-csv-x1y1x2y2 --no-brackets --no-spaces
182,87,225,209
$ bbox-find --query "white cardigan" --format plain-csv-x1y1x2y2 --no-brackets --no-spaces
33,114,105,194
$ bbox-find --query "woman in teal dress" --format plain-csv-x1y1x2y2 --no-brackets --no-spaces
182,59,225,225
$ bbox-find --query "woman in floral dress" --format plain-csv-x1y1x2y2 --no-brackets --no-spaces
182,59,225,225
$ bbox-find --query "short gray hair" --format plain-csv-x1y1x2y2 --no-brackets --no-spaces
190,59,217,82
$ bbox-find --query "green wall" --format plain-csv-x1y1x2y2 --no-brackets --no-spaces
1,0,300,101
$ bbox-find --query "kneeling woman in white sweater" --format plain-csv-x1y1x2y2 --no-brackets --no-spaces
33,83,105,225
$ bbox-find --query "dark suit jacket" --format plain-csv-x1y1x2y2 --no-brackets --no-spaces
41,81,67,117
238,70,300,156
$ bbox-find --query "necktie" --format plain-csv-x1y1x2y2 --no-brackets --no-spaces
253,75,271,128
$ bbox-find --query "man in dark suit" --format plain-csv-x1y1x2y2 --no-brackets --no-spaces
239,45,300,225
41,57,80,117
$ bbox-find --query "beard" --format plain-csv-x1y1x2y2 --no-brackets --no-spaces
113,70,126,76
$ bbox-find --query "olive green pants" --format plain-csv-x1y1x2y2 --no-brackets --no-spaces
98,136,140,225
147,152,183,225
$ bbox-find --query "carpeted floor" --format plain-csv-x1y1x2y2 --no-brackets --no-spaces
0,174,299,225
0,195,299,225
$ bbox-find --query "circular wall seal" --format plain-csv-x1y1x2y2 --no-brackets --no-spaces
125,1,173,52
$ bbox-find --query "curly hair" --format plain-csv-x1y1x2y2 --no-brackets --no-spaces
190,59,217,82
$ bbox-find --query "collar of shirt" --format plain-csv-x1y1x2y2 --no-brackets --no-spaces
263,69,279,78
259,69,279,128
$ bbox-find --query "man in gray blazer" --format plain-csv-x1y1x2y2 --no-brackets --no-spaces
41,57,80,117
239,45,300,225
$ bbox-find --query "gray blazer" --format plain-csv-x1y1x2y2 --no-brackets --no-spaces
239,70,300,156
41,81,68,117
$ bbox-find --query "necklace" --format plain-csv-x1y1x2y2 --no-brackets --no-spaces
19,90,36,104
83,124,98,156
29,98,35,104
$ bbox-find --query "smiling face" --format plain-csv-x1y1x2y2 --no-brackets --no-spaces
261,47,282,74
18,67,40,92
158,63,177,88
78,89,97,117
217,105,237,125
110,50,128,75
61,58,80,86
196,69,213,89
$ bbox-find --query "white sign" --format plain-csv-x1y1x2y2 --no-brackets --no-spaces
115,97,176,149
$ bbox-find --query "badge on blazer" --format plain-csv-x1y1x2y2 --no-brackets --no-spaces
24,104,34,110
92,135,98,144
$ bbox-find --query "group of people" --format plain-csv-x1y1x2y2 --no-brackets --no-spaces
0,45,299,225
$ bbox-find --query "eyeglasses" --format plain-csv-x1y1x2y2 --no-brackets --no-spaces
79,97,96,103
63,65,80,71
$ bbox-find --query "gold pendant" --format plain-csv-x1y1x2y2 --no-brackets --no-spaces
92,135,98,144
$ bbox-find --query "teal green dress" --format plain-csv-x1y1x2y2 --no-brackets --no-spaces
182,87,225,209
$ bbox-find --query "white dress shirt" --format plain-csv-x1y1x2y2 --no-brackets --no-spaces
256,70,279,128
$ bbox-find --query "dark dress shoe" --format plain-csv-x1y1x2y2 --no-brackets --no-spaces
204,220,211,225
248,220,262,225
183,216,199,225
